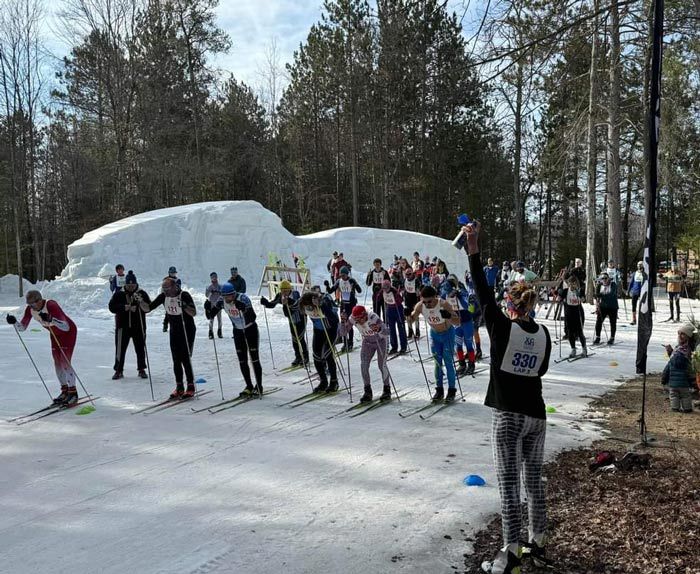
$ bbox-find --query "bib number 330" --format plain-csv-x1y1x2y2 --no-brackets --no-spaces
511,352,538,370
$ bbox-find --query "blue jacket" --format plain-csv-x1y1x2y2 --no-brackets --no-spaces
483,265,499,288
628,270,647,297
661,350,695,389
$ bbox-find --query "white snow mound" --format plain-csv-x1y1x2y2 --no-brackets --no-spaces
40,201,464,314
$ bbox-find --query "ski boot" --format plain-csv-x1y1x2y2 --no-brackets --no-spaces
53,387,69,405
407,327,414,339
253,384,264,397
239,385,256,398
398,348,407,355
217,327,223,339
522,537,552,569
466,361,476,375
481,544,522,574
170,384,185,399
569,347,577,359
339,343,348,353
445,388,457,402
313,380,328,394
182,383,196,399
414,330,421,341
475,348,483,361
63,388,79,407
162,323,168,333
208,328,214,340
431,386,445,402
327,379,339,393
360,386,373,403
112,371,124,380
456,360,467,376
388,348,398,356
380,385,392,401
593,337,601,345
291,357,302,367
607,337,615,345
138,369,148,379
581,343,588,358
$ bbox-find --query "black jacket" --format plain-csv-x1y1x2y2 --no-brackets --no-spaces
109,289,151,330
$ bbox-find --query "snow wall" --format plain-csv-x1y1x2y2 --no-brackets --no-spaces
35,201,467,314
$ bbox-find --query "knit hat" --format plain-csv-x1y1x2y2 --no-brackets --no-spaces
351,306,367,319
280,280,292,290
340,266,350,275
678,323,696,339
125,270,138,285
168,266,177,274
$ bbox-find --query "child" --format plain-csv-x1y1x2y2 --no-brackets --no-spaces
662,323,697,413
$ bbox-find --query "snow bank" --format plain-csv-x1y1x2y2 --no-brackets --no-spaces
44,201,464,314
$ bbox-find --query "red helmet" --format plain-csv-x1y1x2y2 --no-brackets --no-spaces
351,306,367,319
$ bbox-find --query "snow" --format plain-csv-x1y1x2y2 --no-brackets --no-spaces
0,201,696,573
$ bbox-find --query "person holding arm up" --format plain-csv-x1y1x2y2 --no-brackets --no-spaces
462,221,552,574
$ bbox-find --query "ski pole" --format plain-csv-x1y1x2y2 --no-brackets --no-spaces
683,283,695,321
319,315,350,394
12,324,53,401
383,359,401,402
47,327,94,407
262,306,276,371
412,319,433,399
211,329,225,401
180,309,197,399
557,309,562,359
345,331,353,402
290,313,315,393
137,308,155,401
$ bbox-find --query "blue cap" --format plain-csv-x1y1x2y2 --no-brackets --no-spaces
221,283,236,296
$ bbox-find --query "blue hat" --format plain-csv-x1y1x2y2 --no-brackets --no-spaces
221,282,236,296
340,266,350,275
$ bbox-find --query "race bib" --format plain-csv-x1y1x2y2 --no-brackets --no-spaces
384,292,396,305
566,291,580,306
165,296,182,316
373,271,384,284
405,280,416,294
228,306,240,319
340,280,352,301
116,275,126,287
500,323,547,378
422,304,445,326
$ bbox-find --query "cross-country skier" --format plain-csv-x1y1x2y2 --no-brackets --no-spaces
663,264,683,322
376,280,408,355
593,272,618,345
205,272,223,339
464,272,484,360
365,259,390,320
260,279,309,367
410,285,459,401
402,267,421,340
559,274,587,358
7,291,80,405
509,261,538,283
162,266,182,333
628,261,646,325
142,276,197,399
461,222,552,574
109,270,151,379
338,306,391,403
331,253,351,282
215,283,263,397
327,251,339,282
227,267,246,293
300,290,339,393
442,275,478,375
325,266,361,351
109,264,126,293
431,259,449,286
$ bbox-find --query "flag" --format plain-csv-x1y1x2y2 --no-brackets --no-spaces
636,0,664,374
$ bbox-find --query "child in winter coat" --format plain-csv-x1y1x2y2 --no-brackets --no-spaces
662,323,697,413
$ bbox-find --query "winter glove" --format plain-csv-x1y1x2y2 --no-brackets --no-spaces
204,300,212,312
215,300,224,311
439,309,452,319
132,292,142,302
234,300,247,311
6,314,17,325
370,323,381,333
260,296,269,306
39,312,52,323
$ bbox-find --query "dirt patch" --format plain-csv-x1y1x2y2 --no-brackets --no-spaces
463,375,700,573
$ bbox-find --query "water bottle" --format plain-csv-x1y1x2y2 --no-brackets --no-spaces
452,213,472,249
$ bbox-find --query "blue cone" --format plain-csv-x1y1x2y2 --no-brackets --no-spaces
195,378,207,385
463,474,486,486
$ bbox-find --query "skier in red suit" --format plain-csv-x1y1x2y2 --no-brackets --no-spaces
6,290,79,405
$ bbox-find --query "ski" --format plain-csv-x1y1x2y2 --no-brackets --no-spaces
7,403,60,423
141,390,213,415
291,371,320,385
347,391,412,418
567,352,595,363
288,390,341,408
553,356,570,364
277,390,319,407
208,387,283,414
398,402,438,419
15,396,99,425
419,399,458,420
387,352,410,362
275,364,305,375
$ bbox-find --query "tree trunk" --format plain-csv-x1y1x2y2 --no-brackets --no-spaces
606,0,622,267
585,1,600,303
513,60,524,259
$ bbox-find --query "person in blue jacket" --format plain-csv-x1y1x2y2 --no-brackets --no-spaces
627,261,646,325
483,258,500,291
442,275,478,375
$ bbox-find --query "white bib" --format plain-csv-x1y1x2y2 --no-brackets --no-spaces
225,302,241,319
339,279,353,302
404,279,416,294
116,275,126,287
372,270,385,284
164,296,182,316
566,291,580,306
384,291,396,305
422,303,445,327
500,323,547,378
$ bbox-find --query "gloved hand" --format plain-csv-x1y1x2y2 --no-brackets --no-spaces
132,292,142,302
39,312,52,323
125,304,132,311
340,311,347,322
370,323,381,333
260,296,269,306
204,300,212,311
6,314,17,325
215,300,224,311
234,300,247,311
439,309,452,319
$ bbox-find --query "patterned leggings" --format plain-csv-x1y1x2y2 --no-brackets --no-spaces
491,409,547,545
